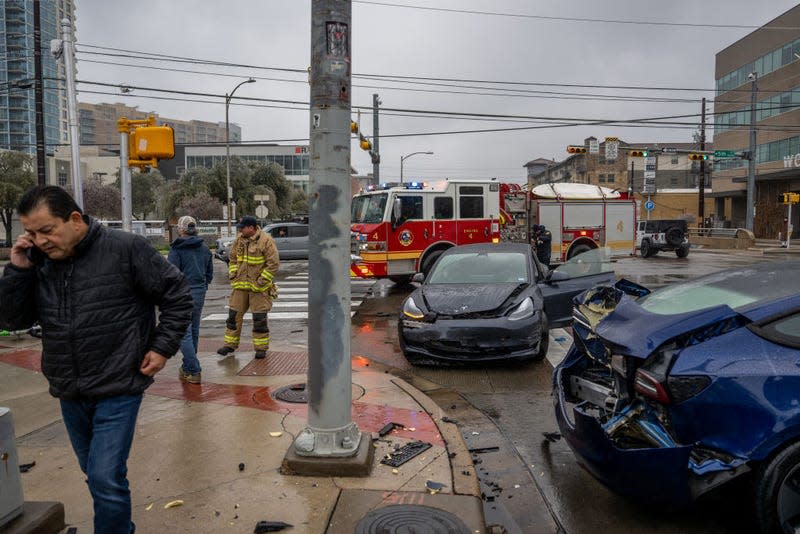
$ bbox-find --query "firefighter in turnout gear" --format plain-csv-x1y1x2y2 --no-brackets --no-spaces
217,216,280,360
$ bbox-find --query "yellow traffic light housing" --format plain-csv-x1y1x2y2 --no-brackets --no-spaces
350,121,359,134
779,192,800,204
119,116,175,168
630,150,648,157
567,145,587,154
688,153,708,161
359,137,372,151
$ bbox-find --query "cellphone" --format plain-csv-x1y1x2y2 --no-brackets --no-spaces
26,245,46,264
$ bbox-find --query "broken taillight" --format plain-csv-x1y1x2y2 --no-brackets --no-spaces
634,369,671,404
634,344,712,405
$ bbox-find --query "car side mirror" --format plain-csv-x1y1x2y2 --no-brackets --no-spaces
546,270,570,283
412,272,425,284
391,198,402,229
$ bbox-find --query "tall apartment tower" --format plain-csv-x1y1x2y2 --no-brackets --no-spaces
0,0,74,154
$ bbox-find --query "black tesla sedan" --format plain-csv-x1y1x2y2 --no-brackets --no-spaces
398,243,615,365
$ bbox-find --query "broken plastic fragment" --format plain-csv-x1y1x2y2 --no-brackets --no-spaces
254,520,294,533
425,480,446,494
392,468,399,474
164,500,184,509
145,503,153,511
269,431,283,438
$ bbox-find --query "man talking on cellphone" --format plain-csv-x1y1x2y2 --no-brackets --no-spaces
0,186,192,534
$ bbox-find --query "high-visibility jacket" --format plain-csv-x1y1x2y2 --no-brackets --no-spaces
228,227,280,294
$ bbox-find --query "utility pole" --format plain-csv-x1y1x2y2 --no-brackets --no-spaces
372,93,380,183
285,0,372,475
628,160,634,197
699,97,706,227
117,119,133,233
746,73,758,232
33,0,46,185
60,18,83,208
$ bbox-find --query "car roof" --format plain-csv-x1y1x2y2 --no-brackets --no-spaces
264,222,307,228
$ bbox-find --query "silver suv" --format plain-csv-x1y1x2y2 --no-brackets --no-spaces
636,219,690,258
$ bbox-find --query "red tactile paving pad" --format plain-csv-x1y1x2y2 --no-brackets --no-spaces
0,349,41,371
237,351,308,376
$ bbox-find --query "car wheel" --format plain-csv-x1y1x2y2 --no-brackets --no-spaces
755,441,800,533
568,244,592,260
421,250,444,277
640,239,651,258
665,226,685,247
532,312,549,362
675,244,690,258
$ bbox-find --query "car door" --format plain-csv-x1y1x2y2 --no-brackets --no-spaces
537,248,616,328
288,224,309,259
269,225,292,259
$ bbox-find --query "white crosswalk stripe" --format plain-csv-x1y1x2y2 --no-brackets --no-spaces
203,272,372,322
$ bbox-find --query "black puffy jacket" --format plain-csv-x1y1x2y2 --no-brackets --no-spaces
0,217,192,400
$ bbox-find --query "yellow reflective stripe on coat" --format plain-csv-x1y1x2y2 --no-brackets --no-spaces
231,281,271,293
259,270,274,283
228,264,238,274
235,255,266,265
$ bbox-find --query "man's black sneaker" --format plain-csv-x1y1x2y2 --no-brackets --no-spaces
217,346,235,357
255,350,267,359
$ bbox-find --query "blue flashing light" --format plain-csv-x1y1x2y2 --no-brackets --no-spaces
407,181,423,189
380,183,391,190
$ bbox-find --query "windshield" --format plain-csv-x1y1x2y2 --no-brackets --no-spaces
351,193,388,224
427,251,529,284
638,262,800,315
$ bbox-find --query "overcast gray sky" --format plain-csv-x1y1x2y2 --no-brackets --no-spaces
74,1,800,184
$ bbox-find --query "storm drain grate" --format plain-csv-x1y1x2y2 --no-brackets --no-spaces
355,504,470,534
272,383,308,404
237,351,308,376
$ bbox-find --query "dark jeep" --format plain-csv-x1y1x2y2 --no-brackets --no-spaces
635,219,690,258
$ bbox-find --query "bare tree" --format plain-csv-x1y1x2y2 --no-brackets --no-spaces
176,192,223,221
83,176,121,219
0,151,35,245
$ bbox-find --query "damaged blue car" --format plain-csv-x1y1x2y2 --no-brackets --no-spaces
554,260,800,532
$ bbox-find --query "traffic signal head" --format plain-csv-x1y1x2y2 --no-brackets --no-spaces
350,121,359,134
630,150,648,157
359,137,372,151
688,153,708,161
567,145,587,154
129,124,175,161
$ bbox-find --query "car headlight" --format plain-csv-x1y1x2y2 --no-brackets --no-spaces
402,296,425,320
507,297,534,321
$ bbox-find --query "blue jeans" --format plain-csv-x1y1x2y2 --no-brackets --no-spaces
60,394,143,534
179,285,206,374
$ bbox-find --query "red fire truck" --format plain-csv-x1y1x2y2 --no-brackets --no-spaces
350,180,636,282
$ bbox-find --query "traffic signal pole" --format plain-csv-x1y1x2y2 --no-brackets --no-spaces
284,0,372,475
699,98,706,227
372,93,380,182
117,120,133,233
746,73,758,232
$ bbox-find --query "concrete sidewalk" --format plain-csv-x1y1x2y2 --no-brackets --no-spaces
0,334,485,533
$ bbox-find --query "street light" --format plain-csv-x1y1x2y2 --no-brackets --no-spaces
225,77,256,235
400,151,433,184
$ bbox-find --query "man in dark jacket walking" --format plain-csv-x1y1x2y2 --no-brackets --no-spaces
0,186,192,534
168,215,214,384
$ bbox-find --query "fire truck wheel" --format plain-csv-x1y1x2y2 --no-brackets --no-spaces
422,250,444,276
389,275,413,286
567,244,592,260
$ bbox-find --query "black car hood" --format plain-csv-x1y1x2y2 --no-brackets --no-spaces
421,284,520,315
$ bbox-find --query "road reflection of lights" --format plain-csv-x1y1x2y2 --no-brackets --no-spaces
359,324,373,334
352,355,371,368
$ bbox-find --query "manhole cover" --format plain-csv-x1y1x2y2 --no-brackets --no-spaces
354,504,471,534
273,383,308,403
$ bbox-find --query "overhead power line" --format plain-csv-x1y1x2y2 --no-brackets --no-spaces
353,1,800,30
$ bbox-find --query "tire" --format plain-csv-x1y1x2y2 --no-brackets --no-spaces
568,244,592,260
665,226,685,247
640,239,652,258
421,250,444,277
755,441,800,533
675,244,690,258
532,312,549,362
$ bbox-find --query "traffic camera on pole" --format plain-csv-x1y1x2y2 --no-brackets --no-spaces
567,145,587,154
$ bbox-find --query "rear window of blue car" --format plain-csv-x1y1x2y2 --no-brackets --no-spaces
638,261,800,315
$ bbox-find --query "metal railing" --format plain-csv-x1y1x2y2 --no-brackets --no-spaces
688,227,743,239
